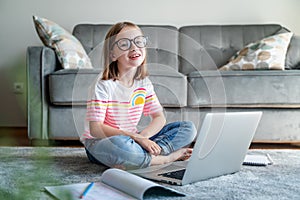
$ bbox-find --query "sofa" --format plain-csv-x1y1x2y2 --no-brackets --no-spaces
27,22,300,143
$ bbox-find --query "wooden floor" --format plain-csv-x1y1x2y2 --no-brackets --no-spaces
1,127,300,149
1,127,31,146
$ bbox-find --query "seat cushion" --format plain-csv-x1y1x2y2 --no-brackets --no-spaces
188,70,300,107
49,69,100,105
49,106,85,139
49,68,187,107
148,66,187,107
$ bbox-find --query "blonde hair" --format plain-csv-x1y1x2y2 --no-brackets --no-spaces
102,22,148,80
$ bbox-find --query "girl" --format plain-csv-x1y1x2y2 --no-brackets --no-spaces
82,22,197,170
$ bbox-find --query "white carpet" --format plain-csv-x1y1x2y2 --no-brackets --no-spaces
0,147,299,200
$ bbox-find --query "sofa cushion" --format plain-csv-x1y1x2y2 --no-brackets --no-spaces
179,24,287,74
49,106,85,139
33,16,93,69
72,24,111,69
49,68,187,107
49,69,100,105
219,32,293,70
141,25,179,71
188,70,300,107
286,35,300,69
148,66,187,107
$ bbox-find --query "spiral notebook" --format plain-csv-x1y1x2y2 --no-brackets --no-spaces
243,154,274,166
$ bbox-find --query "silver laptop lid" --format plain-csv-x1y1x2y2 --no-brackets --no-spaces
182,112,262,185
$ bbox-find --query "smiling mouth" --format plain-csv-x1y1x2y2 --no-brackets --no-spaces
129,53,141,59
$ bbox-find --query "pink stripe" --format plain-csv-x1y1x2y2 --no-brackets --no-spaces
146,94,156,99
86,111,105,115
110,109,143,115
104,121,119,129
134,87,146,92
86,106,107,109
86,111,105,116
144,105,161,110
105,115,140,122
87,100,118,103
86,115,104,120
144,107,162,115
82,132,94,139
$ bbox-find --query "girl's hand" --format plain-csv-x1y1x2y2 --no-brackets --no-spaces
132,136,161,156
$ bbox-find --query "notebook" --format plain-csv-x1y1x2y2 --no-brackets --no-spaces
130,111,262,185
243,154,273,166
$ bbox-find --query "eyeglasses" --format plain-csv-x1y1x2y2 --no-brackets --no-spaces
111,36,148,51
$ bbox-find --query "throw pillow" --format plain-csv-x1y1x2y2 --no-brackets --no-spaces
219,32,293,70
33,16,93,69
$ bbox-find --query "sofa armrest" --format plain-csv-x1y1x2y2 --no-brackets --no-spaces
26,46,61,140
286,35,300,69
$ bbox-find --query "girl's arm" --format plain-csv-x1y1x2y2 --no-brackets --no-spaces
135,111,166,155
89,121,134,139
139,111,166,138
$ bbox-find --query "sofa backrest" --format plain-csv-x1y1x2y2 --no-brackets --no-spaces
140,25,179,72
179,24,287,74
73,24,179,71
72,24,111,70
73,24,299,74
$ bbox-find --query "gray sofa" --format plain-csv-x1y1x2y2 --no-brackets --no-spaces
27,24,300,143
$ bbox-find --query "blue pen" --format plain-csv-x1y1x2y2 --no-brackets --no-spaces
79,182,94,199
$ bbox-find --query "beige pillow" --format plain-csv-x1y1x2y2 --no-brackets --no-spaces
33,16,93,69
219,32,293,70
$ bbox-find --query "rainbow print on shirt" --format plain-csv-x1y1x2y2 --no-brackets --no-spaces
130,88,146,107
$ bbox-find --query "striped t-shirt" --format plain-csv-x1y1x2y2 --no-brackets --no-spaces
81,77,162,141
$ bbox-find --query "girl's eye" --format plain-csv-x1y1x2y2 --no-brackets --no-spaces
118,40,130,48
135,40,143,45
135,37,147,47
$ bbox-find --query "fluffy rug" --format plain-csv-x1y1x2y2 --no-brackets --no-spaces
0,147,299,200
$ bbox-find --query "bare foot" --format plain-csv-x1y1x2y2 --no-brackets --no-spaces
150,148,193,166
170,148,193,162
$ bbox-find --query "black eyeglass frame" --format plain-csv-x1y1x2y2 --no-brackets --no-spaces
111,35,148,51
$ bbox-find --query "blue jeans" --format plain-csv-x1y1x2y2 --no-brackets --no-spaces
84,121,197,170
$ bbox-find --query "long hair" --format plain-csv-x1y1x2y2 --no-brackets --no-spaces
102,22,148,80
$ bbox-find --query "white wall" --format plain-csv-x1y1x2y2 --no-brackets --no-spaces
0,0,299,126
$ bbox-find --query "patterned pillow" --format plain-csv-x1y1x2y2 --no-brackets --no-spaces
33,16,93,69
219,32,293,70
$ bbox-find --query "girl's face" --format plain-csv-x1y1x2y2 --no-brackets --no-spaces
110,26,146,71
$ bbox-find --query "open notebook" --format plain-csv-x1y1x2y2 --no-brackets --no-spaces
44,168,185,200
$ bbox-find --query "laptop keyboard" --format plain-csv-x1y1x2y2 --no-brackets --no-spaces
158,169,186,180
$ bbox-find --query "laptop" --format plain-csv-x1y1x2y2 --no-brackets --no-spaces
130,111,262,185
